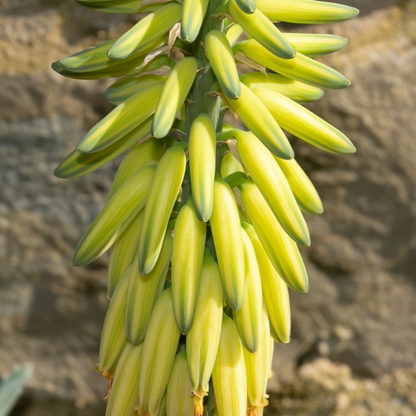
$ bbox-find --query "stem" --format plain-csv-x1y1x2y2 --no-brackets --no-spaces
182,0,226,203
185,0,225,134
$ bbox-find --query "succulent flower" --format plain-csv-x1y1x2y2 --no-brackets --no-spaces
53,0,359,414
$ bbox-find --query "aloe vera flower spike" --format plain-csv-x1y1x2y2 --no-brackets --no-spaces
53,0,359,414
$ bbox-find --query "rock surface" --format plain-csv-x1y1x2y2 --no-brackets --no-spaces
0,0,415,415
269,358,416,416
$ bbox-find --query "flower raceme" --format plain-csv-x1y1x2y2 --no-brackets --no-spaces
53,0,359,414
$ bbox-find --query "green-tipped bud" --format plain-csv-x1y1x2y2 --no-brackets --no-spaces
166,350,195,416
210,177,245,310
235,130,310,246
256,0,359,24
53,37,146,79
108,212,143,298
240,72,324,103
229,0,295,59
236,39,351,89
244,223,291,343
186,252,223,412
152,57,198,138
233,228,263,352
54,120,152,179
205,30,241,99
105,343,142,416
243,307,272,415
224,83,294,159
137,288,180,416
105,74,167,106
73,165,154,266
181,0,209,42
137,144,186,274
189,114,217,221
75,0,142,14
98,270,130,376
172,199,206,333
273,156,323,215
240,181,309,293
107,139,166,199
285,33,348,57
126,234,172,345
234,0,256,14
220,151,244,179
108,3,182,59
225,24,244,47
78,83,163,153
212,315,247,416
253,87,356,154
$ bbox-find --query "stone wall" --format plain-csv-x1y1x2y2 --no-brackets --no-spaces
1,0,415,414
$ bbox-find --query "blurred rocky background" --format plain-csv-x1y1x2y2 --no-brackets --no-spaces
0,0,415,414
